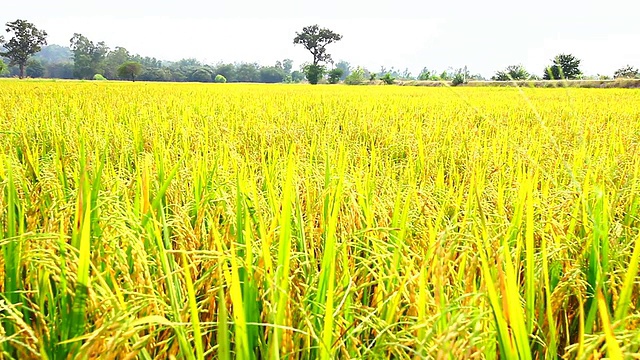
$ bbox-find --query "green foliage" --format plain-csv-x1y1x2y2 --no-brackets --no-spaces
327,68,344,84
451,74,465,86
335,60,350,80
381,72,395,85
235,63,260,82
116,61,143,81
190,67,213,82
294,25,342,66
543,53,582,80
369,72,376,81
104,47,131,79
26,59,44,78
32,44,72,64
0,19,48,78
275,59,293,75
215,63,235,82
70,33,109,79
138,68,172,81
614,65,639,79
214,74,227,83
291,70,305,83
492,65,530,81
418,68,439,81
303,64,325,85
259,66,286,83
0,59,7,75
344,67,366,85
93,74,106,80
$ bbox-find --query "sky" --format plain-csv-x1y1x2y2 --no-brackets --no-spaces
3,0,639,78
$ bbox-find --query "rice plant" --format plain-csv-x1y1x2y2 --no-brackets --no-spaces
1,80,640,359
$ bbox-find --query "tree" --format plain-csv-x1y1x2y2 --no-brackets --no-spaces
335,60,350,80
275,59,294,75
0,20,48,78
303,64,325,85
70,33,109,79
294,24,342,85
26,59,44,78
543,54,582,80
190,67,213,82
345,67,366,85
104,47,131,79
235,63,260,82
328,68,344,84
214,74,227,83
381,72,395,85
614,65,639,79
45,62,74,79
117,61,143,81
215,63,236,82
259,66,285,83
492,64,530,81
418,68,438,81
0,59,7,76
291,70,305,83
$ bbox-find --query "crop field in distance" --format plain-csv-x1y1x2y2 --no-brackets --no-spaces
1,81,640,359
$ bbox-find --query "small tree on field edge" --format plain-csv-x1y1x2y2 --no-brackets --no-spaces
328,68,343,84
492,65,530,81
614,65,639,79
543,54,582,80
117,61,143,81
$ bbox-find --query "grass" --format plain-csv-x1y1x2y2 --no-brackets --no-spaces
0,81,640,359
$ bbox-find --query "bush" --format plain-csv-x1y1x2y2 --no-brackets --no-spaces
345,67,366,85
452,73,466,86
303,64,325,85
214,74,227,83
381,73,395,85
328,68,344,84
93,74,107,81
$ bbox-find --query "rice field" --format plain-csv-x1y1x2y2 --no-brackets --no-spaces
1,81,640,359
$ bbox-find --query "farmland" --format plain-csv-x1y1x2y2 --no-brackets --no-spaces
1,81,640,359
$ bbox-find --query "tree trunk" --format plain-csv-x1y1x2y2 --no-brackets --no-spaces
19,64,25,79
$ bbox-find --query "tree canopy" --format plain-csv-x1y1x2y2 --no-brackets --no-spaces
614,65,639,79
0,19,48,78
293,25,342,66
492,65,530,81
117,61,143,81
70,33,109,79
544,54,582,80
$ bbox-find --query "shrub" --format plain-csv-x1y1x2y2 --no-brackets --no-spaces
93,74,107,81
328,68,344,84
303,64,325,85
381,73,395,85
214,74,227,83
452,73,466,86
345,67,366,85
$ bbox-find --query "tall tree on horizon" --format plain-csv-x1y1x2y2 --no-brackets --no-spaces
70,33,109,79
0,19,48,79
294,24,342,84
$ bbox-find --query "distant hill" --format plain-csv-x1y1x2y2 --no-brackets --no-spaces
32,44,72,64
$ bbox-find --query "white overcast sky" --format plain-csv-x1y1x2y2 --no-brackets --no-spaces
3,0,639,77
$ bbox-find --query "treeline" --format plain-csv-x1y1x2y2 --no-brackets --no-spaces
2,20,639,84
0,42,307,83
